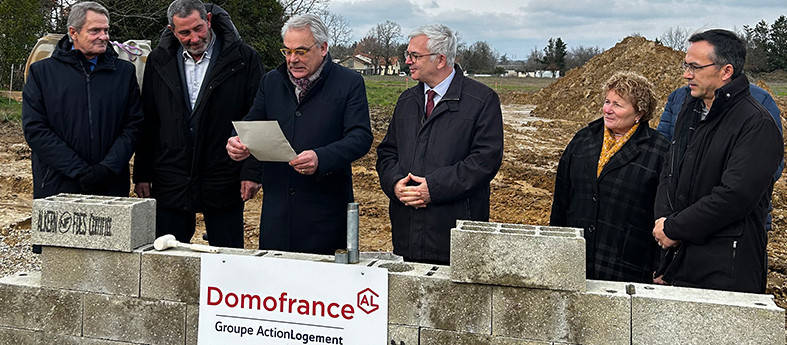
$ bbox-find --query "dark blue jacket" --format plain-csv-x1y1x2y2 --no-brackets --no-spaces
241,55,372,254
377,66,503,263
23,35,143,198
657,84,783,181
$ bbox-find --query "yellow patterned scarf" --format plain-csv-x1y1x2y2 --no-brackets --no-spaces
597,123,639,177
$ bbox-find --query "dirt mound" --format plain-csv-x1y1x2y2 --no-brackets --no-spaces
529,36,686,125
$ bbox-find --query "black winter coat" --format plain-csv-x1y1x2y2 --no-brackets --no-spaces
133,4,263,211
23,35,143,198
550,118,669,283
241,55,372,255
376,67,503,263
655,74,783,293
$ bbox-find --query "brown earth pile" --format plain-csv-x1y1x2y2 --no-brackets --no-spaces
529,36,686,125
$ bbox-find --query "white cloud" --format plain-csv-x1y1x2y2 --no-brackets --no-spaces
327,0,786,60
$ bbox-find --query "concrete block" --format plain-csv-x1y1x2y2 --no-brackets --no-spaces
380,261,492,334
388,324,419,345
140,247,262,303
83,293,186,345
493,280,630,345
0,327,135,345
420,328,551,345
41,245,147,296
31,193,155,252
187,304,199,345
451,220,585,292
420,328,494,345
0,273,84,336
262,249,385,267
630,283,784,345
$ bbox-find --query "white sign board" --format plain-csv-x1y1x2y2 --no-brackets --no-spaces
198,254,388,345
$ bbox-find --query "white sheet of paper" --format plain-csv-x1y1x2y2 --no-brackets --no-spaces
232,121,297,162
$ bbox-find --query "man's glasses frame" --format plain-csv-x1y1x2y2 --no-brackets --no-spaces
281,42,319,57
404,50,439,62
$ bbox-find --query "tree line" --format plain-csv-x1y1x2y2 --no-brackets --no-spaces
0,0,784,90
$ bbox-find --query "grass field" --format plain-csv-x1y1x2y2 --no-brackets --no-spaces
0,96,21,123
767,82,787,96
362,75,555,108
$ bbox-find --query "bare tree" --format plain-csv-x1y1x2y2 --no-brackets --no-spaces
565,45,603,70
318,10,352,48
279,0,328,18
363,20,401,75
659,26,689,51
524,47,545,75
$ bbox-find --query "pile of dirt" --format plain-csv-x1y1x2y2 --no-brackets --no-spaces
529,37,686,125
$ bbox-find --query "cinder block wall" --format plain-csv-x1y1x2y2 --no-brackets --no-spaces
0,196,782,345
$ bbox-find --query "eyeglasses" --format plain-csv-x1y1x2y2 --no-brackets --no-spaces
280,42,318,57
404,50,439,62
681,61,716,74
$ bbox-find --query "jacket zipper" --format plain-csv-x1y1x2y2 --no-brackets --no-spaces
731,240,737,278
41,167,52,189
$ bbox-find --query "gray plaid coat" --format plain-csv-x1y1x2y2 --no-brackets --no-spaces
550,118,669,283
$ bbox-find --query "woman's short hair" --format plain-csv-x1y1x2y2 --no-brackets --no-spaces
602,71,658,122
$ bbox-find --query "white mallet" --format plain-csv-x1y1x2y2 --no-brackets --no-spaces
153,234,219,253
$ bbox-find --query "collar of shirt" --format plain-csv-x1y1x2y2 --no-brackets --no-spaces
71,44,99,71
423,68,456,108
181,29,216,64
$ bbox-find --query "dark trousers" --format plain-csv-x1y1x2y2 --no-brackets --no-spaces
156,203,245,248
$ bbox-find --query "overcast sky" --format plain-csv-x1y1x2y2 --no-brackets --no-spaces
327,0,786,60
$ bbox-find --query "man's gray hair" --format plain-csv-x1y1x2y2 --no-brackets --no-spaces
67,1,109,34
167,0,208,28
281,14,330,48
408,24,457,65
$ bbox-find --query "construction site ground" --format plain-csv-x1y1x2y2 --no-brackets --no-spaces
2,37,787,328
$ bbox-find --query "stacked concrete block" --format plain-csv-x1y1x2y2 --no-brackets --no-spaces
492,280,631,345
420,328,552,345
381,261,493,334
83,293,186,345
0,272,84,337
140,247,262,303
31,193,155,252
388,324,419,345
450,220,585,292
186,305,199,345
0,327,135,345
41,245,149,296
630,283,784,345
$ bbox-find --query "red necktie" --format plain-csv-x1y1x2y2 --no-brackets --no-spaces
426,90,436,118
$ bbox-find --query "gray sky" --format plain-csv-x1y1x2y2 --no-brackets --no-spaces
328,0,786,60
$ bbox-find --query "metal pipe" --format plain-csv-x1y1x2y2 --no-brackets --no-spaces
347,203,359,263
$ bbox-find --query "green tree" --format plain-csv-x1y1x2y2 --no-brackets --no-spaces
743,20,770,73
213,0,285,69
541,37,566,77
0,0,46,89
769,15,787,71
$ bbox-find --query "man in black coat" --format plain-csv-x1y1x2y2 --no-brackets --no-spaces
653,29,783,293
133,0,263,248
376,24,503,265
226,14,372,255
23,1,142,199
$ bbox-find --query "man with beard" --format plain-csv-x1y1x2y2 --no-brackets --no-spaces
134,0,264,248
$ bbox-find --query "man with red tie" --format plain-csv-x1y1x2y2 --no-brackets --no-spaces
376,24,504,265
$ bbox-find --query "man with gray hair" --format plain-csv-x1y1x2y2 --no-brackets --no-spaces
134,0,264,248
23,1,142,199
226,14,372,254
376,24,503,265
